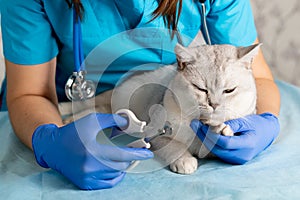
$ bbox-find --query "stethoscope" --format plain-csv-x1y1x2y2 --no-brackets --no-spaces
65,7,96,101
65,0,211,101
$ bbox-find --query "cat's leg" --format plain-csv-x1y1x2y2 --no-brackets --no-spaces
63,108,98,124
60,97,98,124
170,152,198,174
150,135,198,174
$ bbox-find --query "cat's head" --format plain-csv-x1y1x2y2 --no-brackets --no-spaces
175,43,260,126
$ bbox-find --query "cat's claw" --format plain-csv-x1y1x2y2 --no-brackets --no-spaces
170,156,198,174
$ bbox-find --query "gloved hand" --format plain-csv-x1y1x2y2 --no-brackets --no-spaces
32,113,153,190
190,113,280,164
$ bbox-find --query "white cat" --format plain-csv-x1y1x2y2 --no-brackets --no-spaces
111,43,260,174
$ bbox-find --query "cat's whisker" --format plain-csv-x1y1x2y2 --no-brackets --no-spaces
183,105,201,118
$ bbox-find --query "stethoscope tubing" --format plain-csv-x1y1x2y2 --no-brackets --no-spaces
200,1,211,45
65,7,95,101
73,7,85,72
176,0,211,46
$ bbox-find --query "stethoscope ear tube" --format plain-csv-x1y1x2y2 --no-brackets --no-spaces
199,0,211,45
176,0,211,46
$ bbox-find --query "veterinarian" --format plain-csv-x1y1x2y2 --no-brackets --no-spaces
0,0,280,190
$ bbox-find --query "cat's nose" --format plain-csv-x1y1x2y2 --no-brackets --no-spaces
209,102,220,110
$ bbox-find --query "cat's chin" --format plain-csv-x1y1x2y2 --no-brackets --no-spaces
199,112,226,126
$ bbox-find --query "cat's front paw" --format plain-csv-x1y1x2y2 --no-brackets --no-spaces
211,124,234,136
221,125,234,136
170,156,198,174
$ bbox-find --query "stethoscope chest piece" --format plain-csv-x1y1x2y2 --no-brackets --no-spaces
65,71,96,101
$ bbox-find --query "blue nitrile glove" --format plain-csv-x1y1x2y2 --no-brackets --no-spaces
32,113,153,190
190,113,280,164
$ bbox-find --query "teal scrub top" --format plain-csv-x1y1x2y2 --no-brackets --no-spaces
0,0,257,110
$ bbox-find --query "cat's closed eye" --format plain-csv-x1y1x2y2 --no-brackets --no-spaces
223,87,237,94
192,84,208,94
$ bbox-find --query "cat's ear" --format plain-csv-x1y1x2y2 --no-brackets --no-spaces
175,43,196,71
237,43,262,69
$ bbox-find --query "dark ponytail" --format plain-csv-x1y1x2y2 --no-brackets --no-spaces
65,0,182,31
152,0,182,36
65,0,84,21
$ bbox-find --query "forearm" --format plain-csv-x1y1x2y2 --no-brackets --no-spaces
8,95,63,150
251,38,280,117
255,78,280,116
5,58,62,150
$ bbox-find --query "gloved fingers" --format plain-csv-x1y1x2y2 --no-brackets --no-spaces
194,125,221,152
90,144,153,162
190,119,206,133
190,120,231,150
110,127,125,138
96,159,133,171
96,113,128,130
104,146,154,162
190,120,223,150
73,113,126,130
191,118,253,136
196,125,255,150
69,113,120,139
195,127,235,157
79,172,126,190
195,130,251,164
224,117,255,133
70,113,127,134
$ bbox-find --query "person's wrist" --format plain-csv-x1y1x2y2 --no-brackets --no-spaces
259,112,280,132
258,112,280,148
259,112,278,119
32,123,58,168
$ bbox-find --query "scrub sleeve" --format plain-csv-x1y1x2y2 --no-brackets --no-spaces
206,0,257,46
0,0,59,111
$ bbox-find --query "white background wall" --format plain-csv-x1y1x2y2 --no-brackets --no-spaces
251,0,300,87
